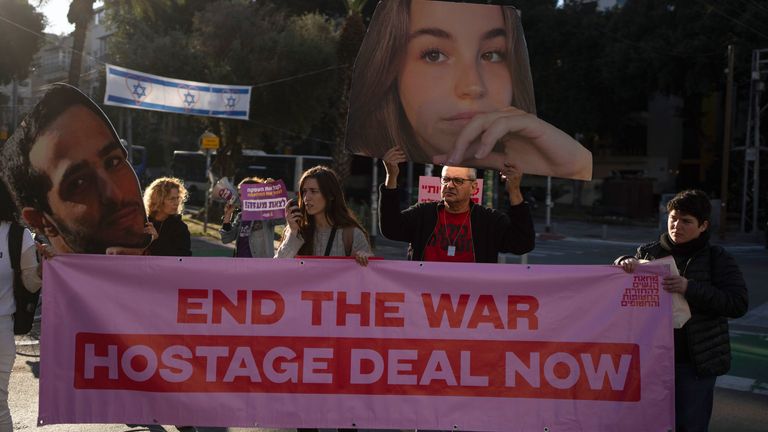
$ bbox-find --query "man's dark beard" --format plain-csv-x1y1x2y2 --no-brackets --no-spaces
51,204,147,254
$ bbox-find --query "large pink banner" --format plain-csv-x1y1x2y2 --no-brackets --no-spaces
39,255,673,431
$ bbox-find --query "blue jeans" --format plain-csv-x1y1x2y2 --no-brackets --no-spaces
675,364,716,432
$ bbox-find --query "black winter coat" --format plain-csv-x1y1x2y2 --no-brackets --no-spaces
149,214,192,257
379,185,535,263
634,240,748,377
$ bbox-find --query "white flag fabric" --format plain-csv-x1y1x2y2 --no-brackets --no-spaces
104,64,251,120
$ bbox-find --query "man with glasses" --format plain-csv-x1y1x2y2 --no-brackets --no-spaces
378,148,534,263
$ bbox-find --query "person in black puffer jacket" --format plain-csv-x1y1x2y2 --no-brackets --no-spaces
616,190,748,432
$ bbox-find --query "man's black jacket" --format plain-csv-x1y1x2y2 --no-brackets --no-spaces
378,184,535,263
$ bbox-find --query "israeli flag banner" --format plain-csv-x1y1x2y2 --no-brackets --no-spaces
104,64,251,120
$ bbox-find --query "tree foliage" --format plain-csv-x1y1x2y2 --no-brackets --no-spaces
193,2,339,137
107,0,339,175
516,0,768,157
0,0,45,84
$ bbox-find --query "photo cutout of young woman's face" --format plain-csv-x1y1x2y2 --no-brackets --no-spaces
398,0,513,158
346,0,593,181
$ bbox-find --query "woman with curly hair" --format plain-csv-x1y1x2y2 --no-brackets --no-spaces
143,177,191,257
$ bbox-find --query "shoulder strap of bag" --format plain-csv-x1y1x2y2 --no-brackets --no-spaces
342,227,354,257
9,222,22,276
324,227,337,256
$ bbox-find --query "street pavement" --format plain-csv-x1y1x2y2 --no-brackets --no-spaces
11,218,768,431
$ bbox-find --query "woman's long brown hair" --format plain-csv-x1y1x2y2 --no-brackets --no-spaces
290,166,369,256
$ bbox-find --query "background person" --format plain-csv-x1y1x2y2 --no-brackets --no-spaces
143,177,192,257
275,166,371,266
615,189,748,432
0,182,41,432
346,0,592,180
220,177,283,258
379,147,534,262
0,83,148,254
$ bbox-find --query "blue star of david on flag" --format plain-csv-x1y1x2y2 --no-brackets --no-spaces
105,64,252,120
183,91,197,107
132,82,147,99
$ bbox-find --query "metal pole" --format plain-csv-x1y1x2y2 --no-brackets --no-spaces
483,169,494,208
545,176,552,233
753,72,762,234
371,157,379,239
741,50,757,232
719,45,735,239
203,149,211,233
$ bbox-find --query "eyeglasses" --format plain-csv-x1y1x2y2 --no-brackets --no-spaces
440,176,475,186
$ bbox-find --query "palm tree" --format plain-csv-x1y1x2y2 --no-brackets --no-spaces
66,0,95,87
67,0,176,87
332,0,367,184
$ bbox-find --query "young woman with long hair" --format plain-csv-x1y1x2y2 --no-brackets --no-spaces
275,166,372,266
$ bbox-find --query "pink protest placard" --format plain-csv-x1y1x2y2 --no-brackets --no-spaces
418,176,483,204
240,180,287,221
39,256,673,431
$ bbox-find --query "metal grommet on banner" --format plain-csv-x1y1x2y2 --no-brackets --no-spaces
543,427,550,432
527,265,531,270
178,258,183,262
300,260,305,265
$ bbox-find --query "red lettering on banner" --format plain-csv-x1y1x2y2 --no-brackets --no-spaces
251,291,285,324
422,294,539,330
467,295,504,329
374,293,405,327
507,295,539,330
75,333,640,401
211,290,247,324
177,289,208,323
337,292,371,326
176,289,285,325
422,294,470,328
621,275,661,308
301,291,334,325
301,291,405,328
